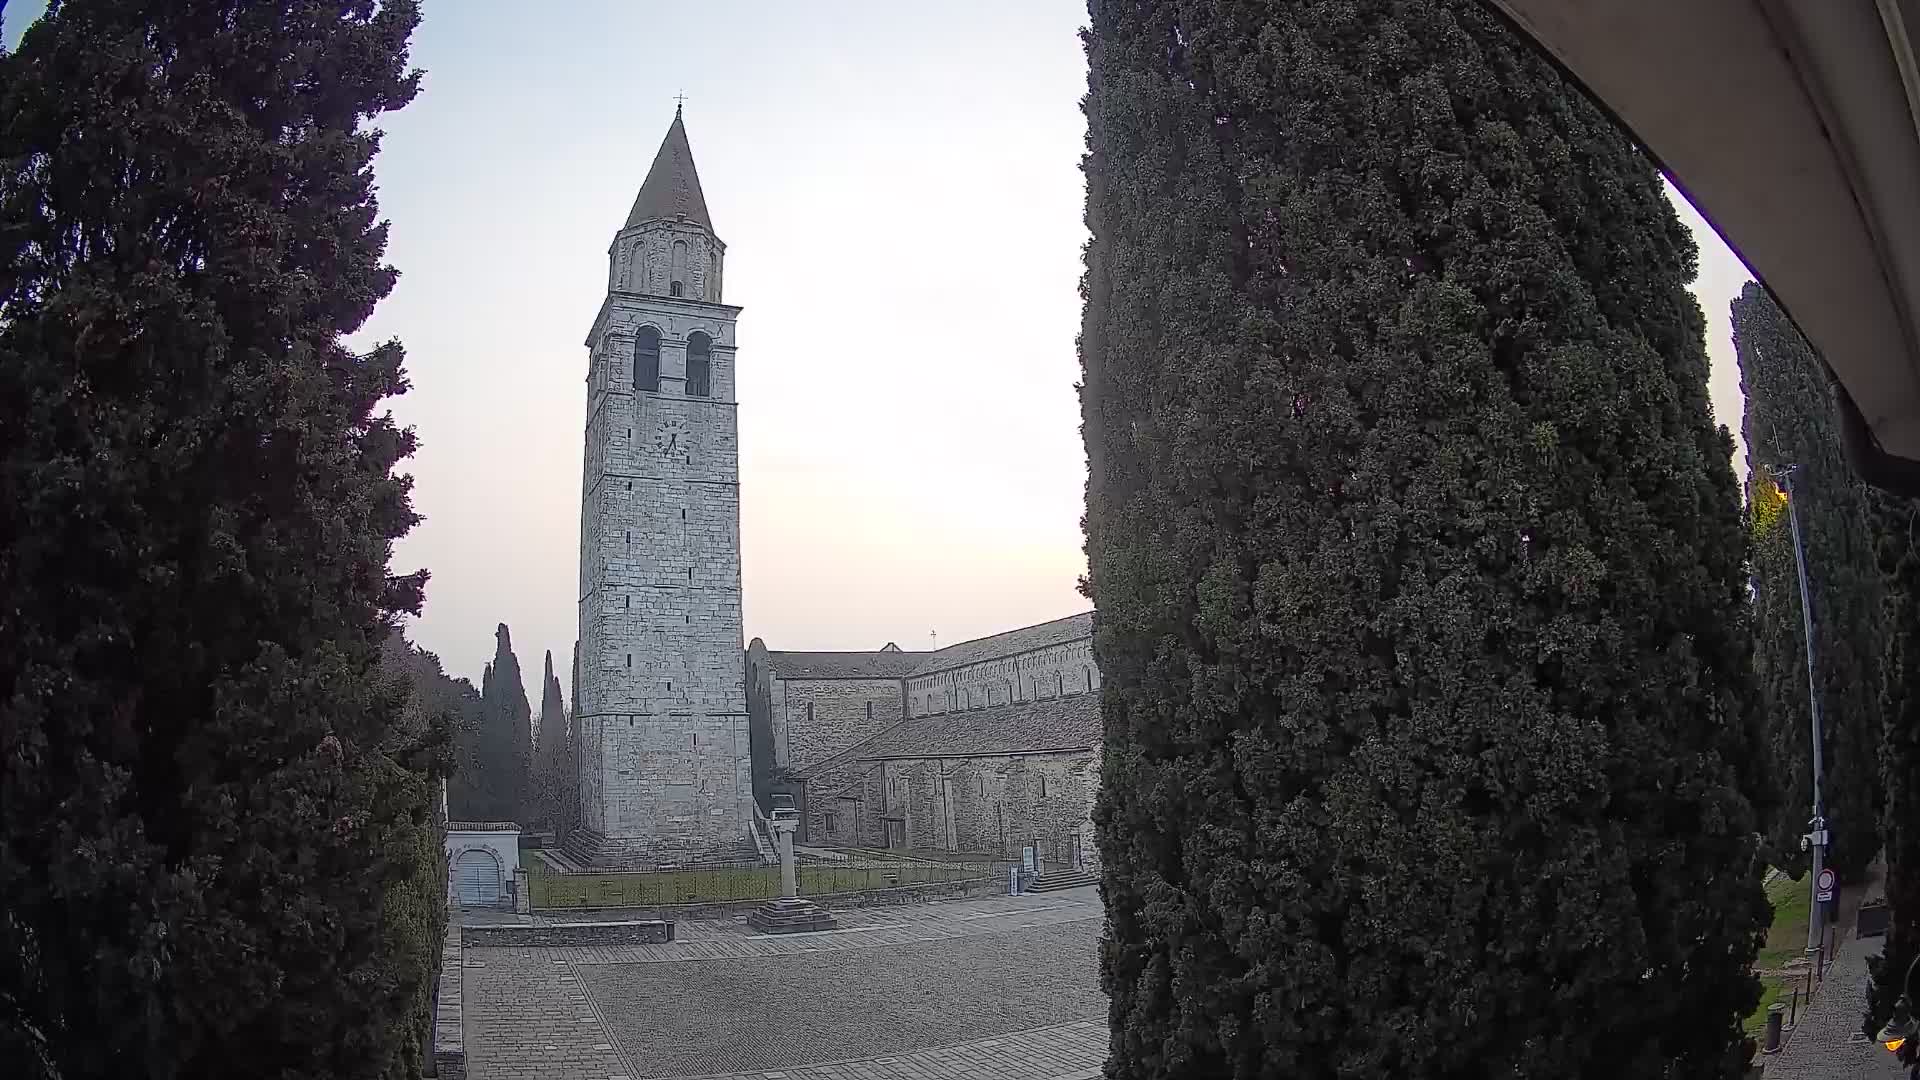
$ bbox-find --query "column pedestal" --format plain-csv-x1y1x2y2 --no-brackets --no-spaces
746,895,838,934
749,815,837,934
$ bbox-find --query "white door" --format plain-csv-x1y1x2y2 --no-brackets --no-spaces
454,849,502,907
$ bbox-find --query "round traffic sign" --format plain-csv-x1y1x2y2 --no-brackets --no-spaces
1817,867,1836,892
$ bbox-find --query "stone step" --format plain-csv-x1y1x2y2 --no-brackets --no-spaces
746,896,839,934
533,846,590,874
1026,869,1100,893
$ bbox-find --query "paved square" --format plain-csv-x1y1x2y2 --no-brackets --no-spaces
582,921,1101,1077
463,889,1110,1080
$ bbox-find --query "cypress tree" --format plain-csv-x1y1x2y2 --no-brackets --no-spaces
1733,282,1885,881
482,623,533,824
1079,2,1767,1076
443,663,489,822
1870,492,1920,1035
533,650,568,831
0,2,433,1077
564,640,582,837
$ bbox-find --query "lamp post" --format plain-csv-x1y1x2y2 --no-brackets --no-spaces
1771,464,1831,973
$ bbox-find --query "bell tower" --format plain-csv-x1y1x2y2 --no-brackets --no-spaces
573,108,752,865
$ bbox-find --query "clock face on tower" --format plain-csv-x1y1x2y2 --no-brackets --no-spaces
651,416,690,460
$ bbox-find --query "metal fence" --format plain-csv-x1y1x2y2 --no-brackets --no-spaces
524,852,1007,910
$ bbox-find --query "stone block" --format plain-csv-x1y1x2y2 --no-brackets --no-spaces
460,919,676,948
745,896,838,934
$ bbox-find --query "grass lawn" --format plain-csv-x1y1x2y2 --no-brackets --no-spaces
1744,975,1792,1036
521,850,991,909
1757,871,1814,971
1743,871,1813,1036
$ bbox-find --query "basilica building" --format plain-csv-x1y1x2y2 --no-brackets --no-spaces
569,112,1100,871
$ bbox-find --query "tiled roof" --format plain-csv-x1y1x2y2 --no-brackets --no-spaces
626,110,712,231
764,611,1094,682
853,693,1101,760
909,612,1093,676
765,650,924,680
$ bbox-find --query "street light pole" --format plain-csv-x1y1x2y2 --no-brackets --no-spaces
1775,464,1831,970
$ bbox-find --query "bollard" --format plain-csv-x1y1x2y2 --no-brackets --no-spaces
1764,1002,1787,1053
1789,986,1799,1029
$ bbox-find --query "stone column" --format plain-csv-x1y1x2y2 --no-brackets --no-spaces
747,810,836,934
775,819,798,899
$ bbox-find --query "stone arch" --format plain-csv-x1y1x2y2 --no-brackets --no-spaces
450,845,505,907
670,239,689,296
634,324,663,392
686,331,712,397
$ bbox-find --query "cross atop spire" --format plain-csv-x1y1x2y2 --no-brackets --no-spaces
625,109,712,232
673,90,687,117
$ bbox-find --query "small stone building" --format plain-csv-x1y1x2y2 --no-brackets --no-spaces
746,613,1103,869
446,822,521,909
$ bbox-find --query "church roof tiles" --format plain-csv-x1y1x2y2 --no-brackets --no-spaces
762,611,1094,683
851,692,1101,760
764,650,924,680
908,612,1093,676
625,108,713,231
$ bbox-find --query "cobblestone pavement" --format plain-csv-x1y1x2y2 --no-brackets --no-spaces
1763,929,1906,1080
464,888,1108,1080
462,950,627,1080
584,921,1102,1077
681,1019,1108,1080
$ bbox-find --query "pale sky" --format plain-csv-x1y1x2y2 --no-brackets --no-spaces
7,1,1753,698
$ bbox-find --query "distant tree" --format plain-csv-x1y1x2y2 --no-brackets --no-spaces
563,640,582,837
1735,281,1885,881
387,628,484,822
478,623,532,824
1870,492,1920,1037
1079,1,1768,1076
532,650,568,831
0,2,435,1078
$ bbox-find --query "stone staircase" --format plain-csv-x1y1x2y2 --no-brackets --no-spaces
1026,868,1100,893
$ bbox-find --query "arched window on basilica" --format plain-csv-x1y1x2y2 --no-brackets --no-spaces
634,326,661,392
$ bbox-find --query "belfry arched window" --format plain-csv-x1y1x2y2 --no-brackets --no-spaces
686,331,712,398
670,240,689,297
634,326,661,392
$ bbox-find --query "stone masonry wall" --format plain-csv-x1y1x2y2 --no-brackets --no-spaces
587,712,754,861
801,751,880,846
772,676,907,772
612,218,723,304
576,223,749,862
849,750,1100,868
904,639,1100,718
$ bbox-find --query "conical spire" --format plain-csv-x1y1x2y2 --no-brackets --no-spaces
625,109,712,231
